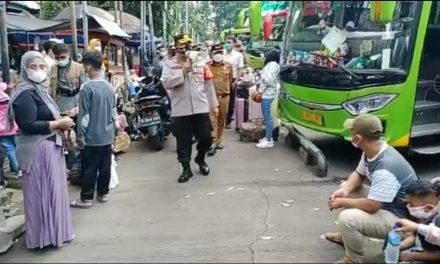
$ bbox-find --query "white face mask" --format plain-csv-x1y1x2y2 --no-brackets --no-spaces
28,70,48,84
58,58,69,67
213,54,223,62
408,205,438,220
95,46,102,52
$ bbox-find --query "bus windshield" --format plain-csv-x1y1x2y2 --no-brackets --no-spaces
282,1,422,88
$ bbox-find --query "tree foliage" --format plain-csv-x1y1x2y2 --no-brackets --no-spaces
211,1,249,33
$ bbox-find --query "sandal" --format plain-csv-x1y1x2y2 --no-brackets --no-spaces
325,232,344,246
70,199,92,209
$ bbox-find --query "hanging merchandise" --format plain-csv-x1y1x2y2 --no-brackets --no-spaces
322,26,347,53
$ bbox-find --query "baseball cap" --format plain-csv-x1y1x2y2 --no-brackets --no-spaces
343,114,383,138
211,44,224,54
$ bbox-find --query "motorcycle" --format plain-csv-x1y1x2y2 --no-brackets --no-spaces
131,68,171,151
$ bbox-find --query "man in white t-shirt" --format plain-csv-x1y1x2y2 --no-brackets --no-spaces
223,41,244,129
326,114,417,264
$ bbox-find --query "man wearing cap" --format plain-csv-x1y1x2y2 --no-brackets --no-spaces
161,33,219,183
223,40,245,129
326,114,417,264
207,44,233,156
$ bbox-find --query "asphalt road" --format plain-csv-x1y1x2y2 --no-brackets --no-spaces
2,126,438,263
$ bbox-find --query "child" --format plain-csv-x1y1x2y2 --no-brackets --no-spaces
397,180,440,263
0,79,20,177
71,51,116,208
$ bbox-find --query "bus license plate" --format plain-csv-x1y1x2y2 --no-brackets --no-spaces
301,111,323,126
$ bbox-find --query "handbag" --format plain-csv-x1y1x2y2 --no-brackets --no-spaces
251,90,263,103
61,129,79,152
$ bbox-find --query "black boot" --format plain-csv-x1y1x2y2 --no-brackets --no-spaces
207,146,217,157
195,154,210,176
178,162,193,183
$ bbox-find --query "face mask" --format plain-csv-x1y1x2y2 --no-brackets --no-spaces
213,54,223,62
408,205,438,220
28,70,47,84
95,46,102,52
58,58,69,67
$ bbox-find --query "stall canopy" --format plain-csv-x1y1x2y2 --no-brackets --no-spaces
53,5,136,38
7,1,40,14
6,12,67,32
109,10,145,34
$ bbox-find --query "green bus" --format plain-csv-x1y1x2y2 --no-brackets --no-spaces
246,1,289,69
279,1,440,177
220,8,251,46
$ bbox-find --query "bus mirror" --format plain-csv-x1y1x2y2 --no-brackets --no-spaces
370,1,397,24
237,8,249,29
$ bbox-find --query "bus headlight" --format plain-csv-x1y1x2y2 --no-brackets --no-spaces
342,94,397,116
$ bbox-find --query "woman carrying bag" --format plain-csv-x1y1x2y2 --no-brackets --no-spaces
255,49,281,149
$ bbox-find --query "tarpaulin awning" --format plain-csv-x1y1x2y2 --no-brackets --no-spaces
53,5,135,37
91,15,130,38
5,12,67,32
8,1,40,11
108,10,145,34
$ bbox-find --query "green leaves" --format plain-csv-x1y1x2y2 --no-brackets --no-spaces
211,1,249,33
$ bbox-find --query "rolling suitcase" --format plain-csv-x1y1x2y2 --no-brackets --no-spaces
248,85,263,121
235,97,248,131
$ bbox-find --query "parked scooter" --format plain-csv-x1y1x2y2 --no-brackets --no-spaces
131,67,171,151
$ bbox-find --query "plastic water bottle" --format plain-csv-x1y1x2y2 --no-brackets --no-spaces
384,229,401,264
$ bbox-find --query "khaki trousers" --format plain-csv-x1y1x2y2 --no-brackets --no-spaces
209,96,230,145
338,185,399,263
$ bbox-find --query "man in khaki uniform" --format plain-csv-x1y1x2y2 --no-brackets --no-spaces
49,43,87,179
207,44,233,156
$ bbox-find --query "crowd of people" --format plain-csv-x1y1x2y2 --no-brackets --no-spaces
0,32,439,264
0,38,117,249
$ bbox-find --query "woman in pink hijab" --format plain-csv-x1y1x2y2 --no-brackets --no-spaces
0,78,20,180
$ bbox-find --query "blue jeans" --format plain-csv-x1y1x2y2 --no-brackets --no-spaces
261,98,274,141
0,136,19,172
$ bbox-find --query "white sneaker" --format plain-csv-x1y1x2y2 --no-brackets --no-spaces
256,139,274,149
258,138,267,143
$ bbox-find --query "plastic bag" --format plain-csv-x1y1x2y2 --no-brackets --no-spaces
109,154,119,190
114,131,131,154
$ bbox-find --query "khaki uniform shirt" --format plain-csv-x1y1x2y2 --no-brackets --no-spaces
208,62,233,96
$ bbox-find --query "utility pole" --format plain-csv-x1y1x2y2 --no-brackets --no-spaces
163,1,167,43
185,1,189,33
113,1,118,24
70,1,78,61
0,1,10,83
82,1,88,49
140,1,146,76
147,1,155,62
119,1,126,72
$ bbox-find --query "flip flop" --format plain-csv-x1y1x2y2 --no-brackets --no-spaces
70,199,92,209
325,232,344,246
